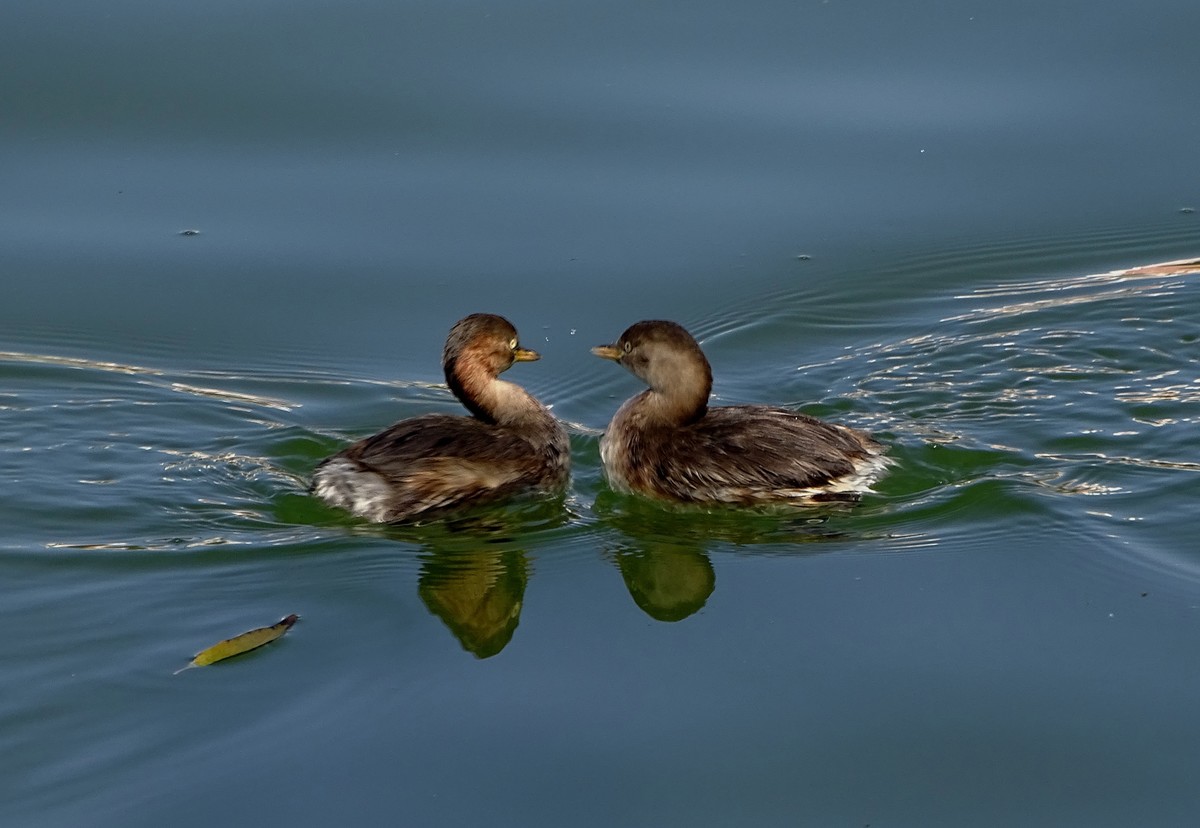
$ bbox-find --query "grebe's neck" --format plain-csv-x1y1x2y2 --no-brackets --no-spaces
638,352,711,427
447,360,546,426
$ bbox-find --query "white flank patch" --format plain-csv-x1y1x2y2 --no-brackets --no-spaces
312,460,394,522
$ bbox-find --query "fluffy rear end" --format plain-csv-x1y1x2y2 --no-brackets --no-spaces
311,458,395,522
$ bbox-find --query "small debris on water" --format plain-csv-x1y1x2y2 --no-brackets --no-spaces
179,229,201,236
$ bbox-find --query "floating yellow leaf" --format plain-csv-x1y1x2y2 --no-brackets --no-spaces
175,614,299,674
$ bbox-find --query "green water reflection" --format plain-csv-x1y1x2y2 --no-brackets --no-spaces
418,548,529,658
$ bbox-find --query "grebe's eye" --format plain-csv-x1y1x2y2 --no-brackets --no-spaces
623,341,632,354
509,338,518,350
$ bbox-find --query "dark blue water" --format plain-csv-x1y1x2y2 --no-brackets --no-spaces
2,1,1199,826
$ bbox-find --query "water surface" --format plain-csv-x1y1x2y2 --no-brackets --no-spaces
2,1,1199,826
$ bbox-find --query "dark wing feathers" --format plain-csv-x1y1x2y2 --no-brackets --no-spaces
348,415,517,465
656,407,876,500
312,413,567,521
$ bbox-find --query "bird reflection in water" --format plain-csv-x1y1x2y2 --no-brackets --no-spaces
374,492,570,658
595,487,862,622
418,546,528,659
613,546,715,622
406,489,862,652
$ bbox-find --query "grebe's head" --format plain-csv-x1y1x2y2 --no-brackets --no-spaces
592,320,712,404
443,313,539,383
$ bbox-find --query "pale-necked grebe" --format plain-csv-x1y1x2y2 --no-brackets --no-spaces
312,313,569,522
592,320,887,504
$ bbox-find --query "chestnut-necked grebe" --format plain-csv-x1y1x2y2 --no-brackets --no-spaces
592,320,887,504
312,314,569,522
